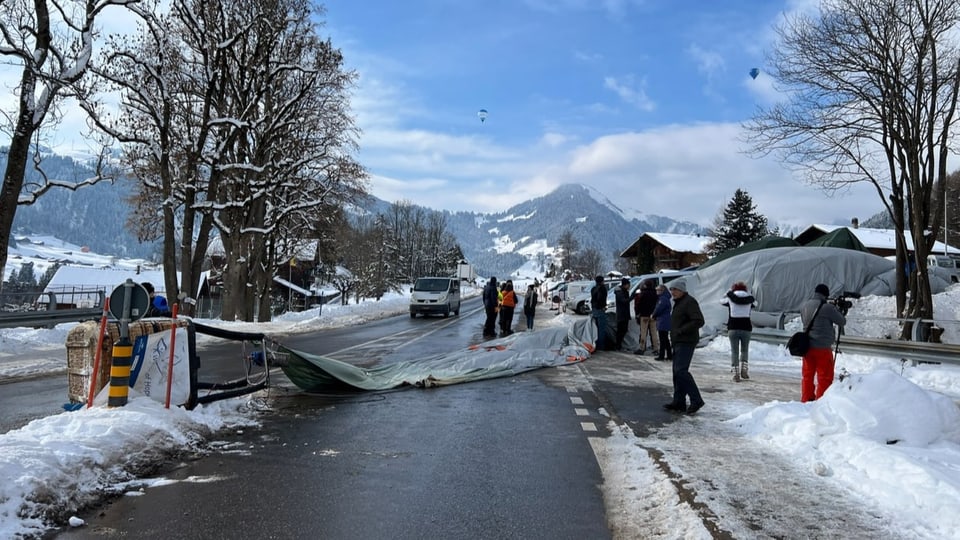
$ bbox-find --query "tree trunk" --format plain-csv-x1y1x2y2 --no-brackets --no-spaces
0,127,33,280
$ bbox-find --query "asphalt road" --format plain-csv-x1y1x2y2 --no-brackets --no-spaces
13,297,903,539
51,297,618,540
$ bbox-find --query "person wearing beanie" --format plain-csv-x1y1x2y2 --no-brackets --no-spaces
613,278,633,351
632,279,659,355
798,283,846,402
590,275,610,350
664,280,706,415
721,281,756,382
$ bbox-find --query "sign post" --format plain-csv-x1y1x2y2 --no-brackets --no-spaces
106,279,148,407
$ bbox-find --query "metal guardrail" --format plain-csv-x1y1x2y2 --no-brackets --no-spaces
751,328,960,366
0,289,106,329
0,307,104,329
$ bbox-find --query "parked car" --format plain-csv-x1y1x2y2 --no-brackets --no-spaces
605,270,694,311
566,277,621,315
561,280,596,314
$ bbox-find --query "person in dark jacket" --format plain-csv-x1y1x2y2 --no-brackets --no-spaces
799,283,846,402
613,278,632,351
522,283,538,331
590,275,609,350
721,281,755,382
651,284,673,360
482,277,499,337
663,280,705,415
632,279,659,355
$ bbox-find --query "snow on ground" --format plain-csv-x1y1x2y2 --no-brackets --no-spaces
1,284,959,538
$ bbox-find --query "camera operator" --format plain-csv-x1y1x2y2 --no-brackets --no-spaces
798,284,847,403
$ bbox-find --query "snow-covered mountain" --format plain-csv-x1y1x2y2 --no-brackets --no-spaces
4,150,707,280
441,183,706,278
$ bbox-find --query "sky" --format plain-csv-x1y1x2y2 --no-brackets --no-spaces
2,262,960,538
2,0,900,230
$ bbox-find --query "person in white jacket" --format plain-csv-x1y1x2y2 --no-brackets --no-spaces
720,281,755,382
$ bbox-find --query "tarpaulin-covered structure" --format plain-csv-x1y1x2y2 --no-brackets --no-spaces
279,318,597,392
681,246,954,337
696,236,799,271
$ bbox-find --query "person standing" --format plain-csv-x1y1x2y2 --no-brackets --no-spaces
141,282,172,317
590,275,609,350
799,283,846,402
633,279,659,355
482,277,499,338
499,280,518,336
523,283,538,331
652,284,673,360
613,278,632,351
663,280,705,415
721,281,756,382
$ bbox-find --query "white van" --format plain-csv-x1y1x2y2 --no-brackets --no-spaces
927,254,960,283
409,277,461,318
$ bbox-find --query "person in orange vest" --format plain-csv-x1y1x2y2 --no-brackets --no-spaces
499,280,518,336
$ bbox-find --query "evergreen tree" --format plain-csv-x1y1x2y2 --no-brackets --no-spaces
707,189,769,256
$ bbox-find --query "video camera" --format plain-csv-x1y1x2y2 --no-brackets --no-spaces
828,291,861,316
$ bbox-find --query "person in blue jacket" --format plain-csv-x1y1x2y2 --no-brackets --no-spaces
141,282,172,317
651,284,673,360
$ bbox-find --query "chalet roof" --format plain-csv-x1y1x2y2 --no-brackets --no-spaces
798,225,960,254
273,276,312,296
619,232,713,258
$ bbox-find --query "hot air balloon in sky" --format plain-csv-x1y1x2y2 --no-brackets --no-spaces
749,68,760,80
478,109,488,123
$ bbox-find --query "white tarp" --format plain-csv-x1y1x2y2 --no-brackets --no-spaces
281,318,598,392
681,246,953,337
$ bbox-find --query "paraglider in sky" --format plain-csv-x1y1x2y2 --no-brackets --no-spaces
749,68,760,80
478,109,488,123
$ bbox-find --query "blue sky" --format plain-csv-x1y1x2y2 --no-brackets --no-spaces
320,0,883,228
1,0,885,229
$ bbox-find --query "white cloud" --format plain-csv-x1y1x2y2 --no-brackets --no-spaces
603,75,656,111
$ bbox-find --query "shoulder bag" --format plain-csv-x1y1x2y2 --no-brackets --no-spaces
787,301,824,356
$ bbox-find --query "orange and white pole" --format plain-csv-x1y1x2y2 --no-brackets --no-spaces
86,297,111,408
164,303,179,409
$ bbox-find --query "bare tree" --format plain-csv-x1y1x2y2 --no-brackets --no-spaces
87,0,366,321
743,0,960,330
0,0,138,280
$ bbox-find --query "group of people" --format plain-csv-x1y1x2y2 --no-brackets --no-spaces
482,277,540,338
620,278,674,360
660,279,846,415
486,273,846,414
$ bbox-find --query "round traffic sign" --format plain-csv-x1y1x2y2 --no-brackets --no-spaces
109,280,151,321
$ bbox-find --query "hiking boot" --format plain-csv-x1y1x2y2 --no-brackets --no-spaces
663,402,685,412
731,366,740,382
741,363,749,380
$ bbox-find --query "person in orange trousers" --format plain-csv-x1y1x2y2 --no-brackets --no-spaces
799,284,846,402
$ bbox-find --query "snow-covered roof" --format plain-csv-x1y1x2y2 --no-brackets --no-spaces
43,266,207,298
643,232,713,254
273,276,312,296
810,225,960,254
